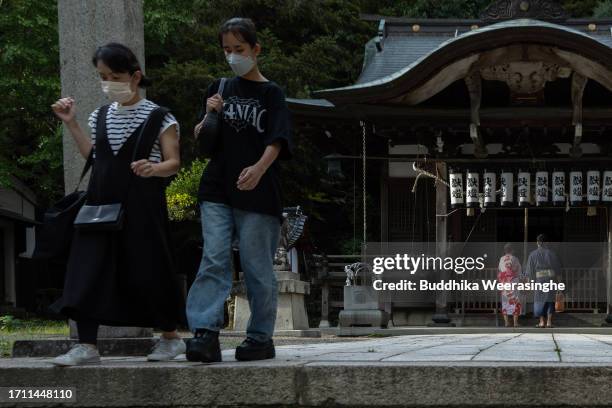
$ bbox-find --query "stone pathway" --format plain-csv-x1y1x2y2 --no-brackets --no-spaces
223,333,612,363
4,333,612,365
3,334,612,407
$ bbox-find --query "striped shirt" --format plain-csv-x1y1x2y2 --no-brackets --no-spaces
88,98,180,163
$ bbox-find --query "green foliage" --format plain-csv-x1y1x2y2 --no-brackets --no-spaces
3,0,608,252
563,0,599,17
593,0,612,17
0,0,62,206
166,159,207,221
0,315,67,333
372,0,490,18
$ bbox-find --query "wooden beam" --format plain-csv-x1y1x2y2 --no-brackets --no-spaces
431,161,454,325
571,72,588,158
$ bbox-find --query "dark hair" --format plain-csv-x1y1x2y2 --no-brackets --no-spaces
537,234,547,244
92,42,151,88
218,17,258,48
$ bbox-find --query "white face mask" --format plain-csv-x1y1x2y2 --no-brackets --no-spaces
226,53,255,77
100,80,135,103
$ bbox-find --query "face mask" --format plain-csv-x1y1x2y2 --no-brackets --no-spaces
100,79,135,103
226,53,255,77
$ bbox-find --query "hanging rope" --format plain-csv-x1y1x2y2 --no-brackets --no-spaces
360,120,367,246
412,161,449,191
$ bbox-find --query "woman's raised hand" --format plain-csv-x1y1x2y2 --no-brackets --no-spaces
51,97,76,123
206,93,224,113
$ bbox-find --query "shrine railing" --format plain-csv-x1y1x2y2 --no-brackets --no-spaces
315,255,607,325
450,267,606,314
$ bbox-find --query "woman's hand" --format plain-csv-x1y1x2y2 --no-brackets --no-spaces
237,163,266,191
51,96,93,159
195,93,223,139
206,93,223,113
131,159,157,178
51,97,77,124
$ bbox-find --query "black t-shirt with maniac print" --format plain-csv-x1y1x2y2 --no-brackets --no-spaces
197,76,293,221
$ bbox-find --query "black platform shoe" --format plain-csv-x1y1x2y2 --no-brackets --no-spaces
186,329,222,363
235,337,275,361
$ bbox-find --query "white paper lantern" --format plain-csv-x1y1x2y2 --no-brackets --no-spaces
500,170,513,206
466,170,479,208
603,171,612,203
535,171,548,206
552,170,565,206
517,170,530,207
483,170,496,207
449,168,464,208
570,170,583,205
587,170,600,205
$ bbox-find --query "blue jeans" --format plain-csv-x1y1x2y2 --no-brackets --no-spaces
534,301,555,317
186,201,280,342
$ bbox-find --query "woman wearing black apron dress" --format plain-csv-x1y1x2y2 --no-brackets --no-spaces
50,43,185,366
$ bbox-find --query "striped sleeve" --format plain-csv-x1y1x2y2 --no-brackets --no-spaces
160,112,180,140
88,108,99,139
88,108,99,157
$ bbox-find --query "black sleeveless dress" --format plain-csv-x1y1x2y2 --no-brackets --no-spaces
51,105,185,330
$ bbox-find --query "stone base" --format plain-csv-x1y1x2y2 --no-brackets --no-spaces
233,272,310,331
69,320,153,339
338,309,389,328
428,313,456,327
12,338,156,357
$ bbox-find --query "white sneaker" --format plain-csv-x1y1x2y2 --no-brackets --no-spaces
147,337,186,361
51,343,101,367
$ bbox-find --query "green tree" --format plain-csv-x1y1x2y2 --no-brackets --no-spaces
593,0,612,17
0,0,62,205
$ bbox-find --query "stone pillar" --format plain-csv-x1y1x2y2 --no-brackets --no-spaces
58,0,145,192
430,162,454,326
58,0,151,339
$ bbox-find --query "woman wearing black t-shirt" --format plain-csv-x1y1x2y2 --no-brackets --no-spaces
186,17,293,362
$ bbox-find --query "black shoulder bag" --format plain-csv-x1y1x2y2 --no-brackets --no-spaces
198,77,226,158
30,145,94,260
73,107,167,231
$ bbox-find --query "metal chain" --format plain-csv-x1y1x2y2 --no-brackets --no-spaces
360,120,367,246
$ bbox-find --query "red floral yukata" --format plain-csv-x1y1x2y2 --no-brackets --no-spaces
497,254,523,316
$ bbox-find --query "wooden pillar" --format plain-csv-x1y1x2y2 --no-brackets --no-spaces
606,211,612,324
380,160,389,242
431,162,454,325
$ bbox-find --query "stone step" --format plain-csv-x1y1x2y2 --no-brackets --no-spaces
1,357,611,407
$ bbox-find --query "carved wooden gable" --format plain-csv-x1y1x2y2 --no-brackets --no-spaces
480,0,568,22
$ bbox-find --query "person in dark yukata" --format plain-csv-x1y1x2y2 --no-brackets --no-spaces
186,17,293,363
524,234,562,328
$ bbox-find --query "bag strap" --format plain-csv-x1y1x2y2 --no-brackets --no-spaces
73,149,94,193
218,77,227,98
72,104,111,193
